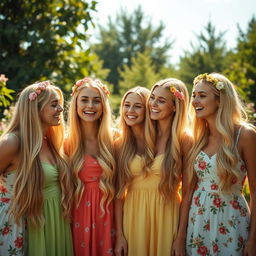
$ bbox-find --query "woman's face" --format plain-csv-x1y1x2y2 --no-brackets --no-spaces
148,86,176,121
76,86,103,123
122,92,146,127
40,90,63,128
192,82,219,120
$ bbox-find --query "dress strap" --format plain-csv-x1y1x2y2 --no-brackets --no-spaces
235,126,243,146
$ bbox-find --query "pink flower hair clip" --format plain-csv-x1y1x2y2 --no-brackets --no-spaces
170,86,185,100
71,78,90,96
29,81,50,101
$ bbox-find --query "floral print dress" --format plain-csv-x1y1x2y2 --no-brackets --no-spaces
0,172,27,256
186,150,250,256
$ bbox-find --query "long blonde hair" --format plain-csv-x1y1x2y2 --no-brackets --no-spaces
116,86,150,198
188,73,248,192
4,81,73,227
66,77,115,215
145,78,189,200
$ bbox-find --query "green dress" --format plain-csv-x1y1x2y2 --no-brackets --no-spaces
28,162,73,256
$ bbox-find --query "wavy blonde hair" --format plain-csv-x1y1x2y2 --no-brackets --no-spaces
145,78,189,201
4,81,73,227
188,73,248,192
116,86,150,198
66,77,115,215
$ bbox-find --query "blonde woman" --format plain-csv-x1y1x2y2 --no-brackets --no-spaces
0,81,73,256
65,77,116,256
173,73,256,256
114,86,150,256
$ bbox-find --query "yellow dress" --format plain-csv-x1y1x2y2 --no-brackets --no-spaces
123,154,180,256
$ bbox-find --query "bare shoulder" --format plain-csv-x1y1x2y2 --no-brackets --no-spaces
240,124,256,146
0,133,20,173
0,133,20,153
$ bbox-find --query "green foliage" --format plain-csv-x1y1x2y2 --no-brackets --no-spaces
224,17,256,104
0,0,107,94
0,75,14,108
178,21,227,92
118,51,159,94
93,5,172,94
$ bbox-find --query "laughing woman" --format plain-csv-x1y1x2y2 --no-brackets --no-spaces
143,78,192,256
173,73,256,256
114,86,150,256
65,77,116,256
0,81,73,256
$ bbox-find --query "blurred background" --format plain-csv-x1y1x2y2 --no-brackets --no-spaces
0,0,255,119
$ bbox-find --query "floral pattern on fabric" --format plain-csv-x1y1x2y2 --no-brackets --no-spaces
72,155,114,256
186,151,250,256
0,172,27,256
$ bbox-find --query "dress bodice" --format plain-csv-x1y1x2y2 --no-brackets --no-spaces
194,151,247,194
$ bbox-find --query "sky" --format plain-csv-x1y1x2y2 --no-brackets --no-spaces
90,0,256,65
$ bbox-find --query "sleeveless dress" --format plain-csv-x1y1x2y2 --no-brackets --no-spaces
186,130,249,255
72,155,114,256
0,172,27,256
123,154,180,256
28,162,73,256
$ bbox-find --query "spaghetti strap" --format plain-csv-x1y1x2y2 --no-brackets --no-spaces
235,126,243,146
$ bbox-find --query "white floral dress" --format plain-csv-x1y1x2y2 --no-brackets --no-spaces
0,172,27,256
186,150,250,256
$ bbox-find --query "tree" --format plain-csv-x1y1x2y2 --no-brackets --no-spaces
119,51,159,94
224,16,256,104
93,5,172,94
0,0,106,93
178,21,227,90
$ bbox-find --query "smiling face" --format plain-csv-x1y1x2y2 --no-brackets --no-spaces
122,92,146,127
76,86,103,123
148,86,176,121
192,81,219,120
39,90,63,128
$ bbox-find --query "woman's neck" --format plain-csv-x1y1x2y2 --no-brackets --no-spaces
81,121,99,140
157,118,172,137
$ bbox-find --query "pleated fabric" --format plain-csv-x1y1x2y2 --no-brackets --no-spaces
28,162,73,256
123,154,180,256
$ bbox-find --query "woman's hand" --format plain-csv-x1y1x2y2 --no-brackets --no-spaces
114,233,128,256
172,237,186,256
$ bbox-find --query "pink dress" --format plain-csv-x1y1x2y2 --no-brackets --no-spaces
72,155,114,256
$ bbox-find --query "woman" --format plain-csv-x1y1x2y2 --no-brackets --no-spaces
0,81,73,256
145,78,191,256
114,86,150,256
66,77,116,256
173,73,256,256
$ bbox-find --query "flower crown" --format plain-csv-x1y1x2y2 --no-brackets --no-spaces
29,81,50,101
170,86,185,100
71,78,110,96
193,73,224,90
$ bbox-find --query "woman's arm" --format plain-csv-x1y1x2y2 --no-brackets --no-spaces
0,133,20,174
114,198,128,256
240,126,256,256
172,134,197,256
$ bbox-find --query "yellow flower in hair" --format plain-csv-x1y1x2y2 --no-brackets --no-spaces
170,86,177,93
194,73,224,91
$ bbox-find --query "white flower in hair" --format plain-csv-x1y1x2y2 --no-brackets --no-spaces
216,81,224,90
